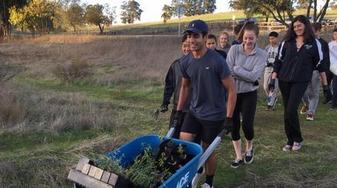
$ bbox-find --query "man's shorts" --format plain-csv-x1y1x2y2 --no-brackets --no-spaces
180,113,224,144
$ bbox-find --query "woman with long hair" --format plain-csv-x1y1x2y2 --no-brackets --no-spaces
269,15,328,151
227,23,267,168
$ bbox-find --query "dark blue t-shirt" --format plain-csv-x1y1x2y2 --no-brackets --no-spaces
180,49,231,121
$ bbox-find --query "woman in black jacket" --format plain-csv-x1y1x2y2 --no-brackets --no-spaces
269,15,329,151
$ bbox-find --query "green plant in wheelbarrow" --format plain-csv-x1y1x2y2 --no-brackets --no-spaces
92,139,193,188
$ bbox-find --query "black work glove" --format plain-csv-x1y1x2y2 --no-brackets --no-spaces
266,63,273,67
171,110,183,128
223,117,233,135
268,79,275,92
323,85,332,102
253,80,259,86
160,104,169,113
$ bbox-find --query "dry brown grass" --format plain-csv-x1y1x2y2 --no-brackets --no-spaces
52,58,90,82
0,35,182,85
0,86,26,128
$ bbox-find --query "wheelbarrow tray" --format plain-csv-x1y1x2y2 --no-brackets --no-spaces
106,134,203,188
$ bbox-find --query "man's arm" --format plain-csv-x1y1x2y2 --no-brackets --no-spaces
222,76,237,118
176,78,190,111
162,64,175,106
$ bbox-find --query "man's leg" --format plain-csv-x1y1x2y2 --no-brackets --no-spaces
179,113,199,141
200,119,225,186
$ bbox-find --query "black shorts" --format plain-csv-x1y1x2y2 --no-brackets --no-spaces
180,113,224,144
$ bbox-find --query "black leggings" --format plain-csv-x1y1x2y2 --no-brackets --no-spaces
231,90,257,141
279,81,308,145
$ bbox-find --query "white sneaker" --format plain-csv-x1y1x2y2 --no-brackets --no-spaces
201,183,214,188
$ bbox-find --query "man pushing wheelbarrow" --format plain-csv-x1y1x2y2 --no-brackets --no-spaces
173,19,237,188
67,19,236,188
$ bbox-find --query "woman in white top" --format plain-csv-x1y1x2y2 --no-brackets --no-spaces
329,28,337,109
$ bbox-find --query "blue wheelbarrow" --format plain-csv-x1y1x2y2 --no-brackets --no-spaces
68,127,227,188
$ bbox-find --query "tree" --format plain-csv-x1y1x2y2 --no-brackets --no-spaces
85,4,112,34
170,0,184,17
66,3,85,32
0,0,28,37
9,0,57,35
331,0,337,9
161,5,173,23
203,0,216,14
230,0,330,26
183,0,198,16
120,0,143,24
180,0,216,16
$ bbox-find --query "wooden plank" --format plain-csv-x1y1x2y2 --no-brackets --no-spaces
81,164,91,175
75,157,90,171
101,171,111,183
88,166,98,177
108,173,119,186
68,169,113,188
94,168,104,180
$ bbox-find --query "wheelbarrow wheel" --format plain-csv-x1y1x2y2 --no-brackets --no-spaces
74,183,85,188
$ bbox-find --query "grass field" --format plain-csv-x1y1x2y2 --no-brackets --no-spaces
0,34,337,187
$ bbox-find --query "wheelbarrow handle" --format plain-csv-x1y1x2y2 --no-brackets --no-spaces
165,119,177,138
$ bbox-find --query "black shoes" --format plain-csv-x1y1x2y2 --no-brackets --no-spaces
230,159,244,168
244,149,254,164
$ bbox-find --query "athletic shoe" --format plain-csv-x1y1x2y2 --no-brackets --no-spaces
266,105,272,111
306,113,314,121
282,144,292,152
329,106,337,111
244,149,254,164
230,159,244,168
300,105,308,115
292,142,302,151
201,183,214,188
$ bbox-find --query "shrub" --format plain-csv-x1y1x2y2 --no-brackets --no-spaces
53,58,90,82
0,89,26,127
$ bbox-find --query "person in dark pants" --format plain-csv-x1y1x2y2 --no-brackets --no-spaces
270,15,330,152
226,23,267,168
299,23,332,121
174,20,237,188
159,34,190,138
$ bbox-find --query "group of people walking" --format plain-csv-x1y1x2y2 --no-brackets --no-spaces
158,15,336,188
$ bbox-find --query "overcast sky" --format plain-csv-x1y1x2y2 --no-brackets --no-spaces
81,0,231,23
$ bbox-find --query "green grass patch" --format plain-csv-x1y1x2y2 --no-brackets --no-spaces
13,76,163,104
0,130,99,155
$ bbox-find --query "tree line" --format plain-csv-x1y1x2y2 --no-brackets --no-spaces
161,0,216,23
1,0,143,37
229,0,337,26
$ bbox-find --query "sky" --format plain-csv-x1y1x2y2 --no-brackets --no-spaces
81,0,231,24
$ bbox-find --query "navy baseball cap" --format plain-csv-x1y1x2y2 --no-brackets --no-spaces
184,20,208,34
